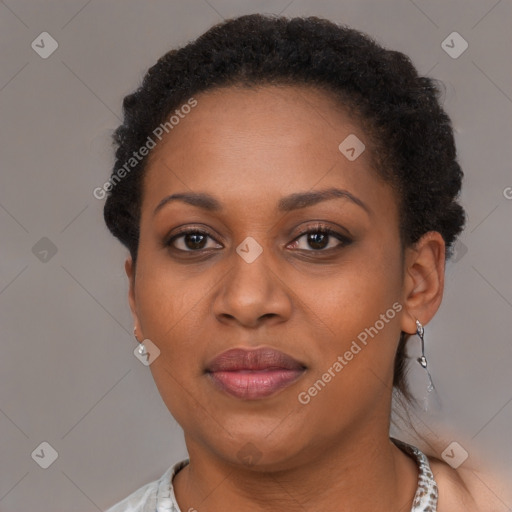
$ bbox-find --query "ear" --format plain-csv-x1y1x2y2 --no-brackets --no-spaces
125,257,144,341
400,231,446,335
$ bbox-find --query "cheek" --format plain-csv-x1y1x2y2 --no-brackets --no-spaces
305,243,402,327
135,251,204,337
134,262,208,421
297,242,404,383
133,263,209,402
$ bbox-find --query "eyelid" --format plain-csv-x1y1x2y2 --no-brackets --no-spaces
288,223,352,250
164,225,221,248
292,222,352,241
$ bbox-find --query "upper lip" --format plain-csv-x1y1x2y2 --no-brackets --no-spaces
206,347,306,372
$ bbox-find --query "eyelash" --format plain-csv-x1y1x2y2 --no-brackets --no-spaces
164,223,352,254
293,224,352,249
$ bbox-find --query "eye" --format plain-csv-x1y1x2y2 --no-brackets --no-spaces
164,223,352,254
165,228,222,252
288,224,351,252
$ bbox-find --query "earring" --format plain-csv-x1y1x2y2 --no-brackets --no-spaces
415,320,428,368
134,327,147,355
415,319,437,400
408,320,440,413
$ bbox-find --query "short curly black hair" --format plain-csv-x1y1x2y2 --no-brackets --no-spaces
103,14,465,402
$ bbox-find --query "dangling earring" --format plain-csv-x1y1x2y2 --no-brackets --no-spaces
415,319,428,369
415,319,439,406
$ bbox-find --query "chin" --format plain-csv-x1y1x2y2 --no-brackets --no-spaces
206,423,311,471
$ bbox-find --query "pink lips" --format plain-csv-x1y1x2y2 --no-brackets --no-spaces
206,347,306,400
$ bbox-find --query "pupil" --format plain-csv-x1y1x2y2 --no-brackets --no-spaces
308,232,327,250
186,233,206,250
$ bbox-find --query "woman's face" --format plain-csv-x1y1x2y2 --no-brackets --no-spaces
127,85,427,469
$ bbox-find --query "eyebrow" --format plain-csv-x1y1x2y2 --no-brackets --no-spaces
153,187,371,216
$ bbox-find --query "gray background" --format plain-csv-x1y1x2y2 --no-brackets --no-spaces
0,0,511,510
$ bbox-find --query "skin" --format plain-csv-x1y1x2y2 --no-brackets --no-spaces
125,85,482,511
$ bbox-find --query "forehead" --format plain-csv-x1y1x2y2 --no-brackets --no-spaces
141,84,394,217
152,84,361,155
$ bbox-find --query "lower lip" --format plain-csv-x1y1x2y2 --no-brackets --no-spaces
207,369,305,400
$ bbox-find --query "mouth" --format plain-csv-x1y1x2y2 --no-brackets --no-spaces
205,347,307,400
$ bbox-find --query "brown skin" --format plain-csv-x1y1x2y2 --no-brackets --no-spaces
125,85,478,511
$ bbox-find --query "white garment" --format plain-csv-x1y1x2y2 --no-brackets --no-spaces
104,439,438,512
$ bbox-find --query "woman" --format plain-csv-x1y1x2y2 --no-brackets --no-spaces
103,13,484,512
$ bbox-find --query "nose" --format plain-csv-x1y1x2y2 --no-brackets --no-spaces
212,246,293,329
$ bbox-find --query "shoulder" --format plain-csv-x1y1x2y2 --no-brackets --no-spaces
104,465,174,512
428,456,507,512
104,481,157,512
104,479,158,512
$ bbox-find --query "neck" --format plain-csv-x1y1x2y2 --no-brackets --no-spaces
173,429,419,512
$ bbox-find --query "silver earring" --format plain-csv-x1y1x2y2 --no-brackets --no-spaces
415,319,437,401
415,320,428,368
134,327,146,355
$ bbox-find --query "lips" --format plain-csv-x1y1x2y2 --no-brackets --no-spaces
206,347,306,400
